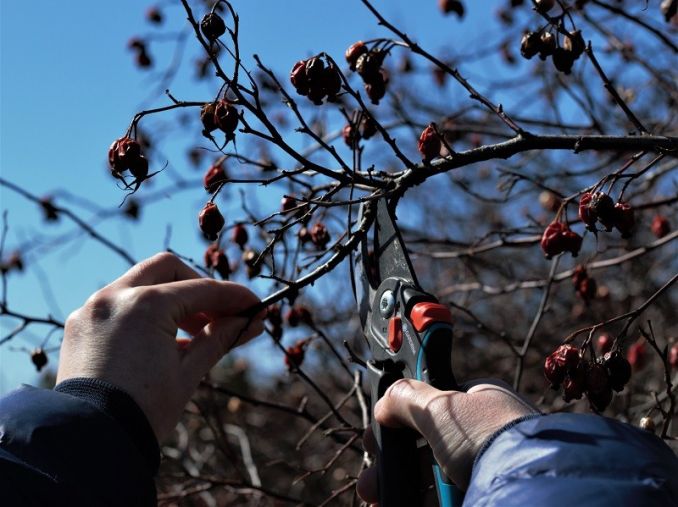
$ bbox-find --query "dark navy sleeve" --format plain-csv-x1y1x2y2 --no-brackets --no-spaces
0,379,159,506
463,413,678,507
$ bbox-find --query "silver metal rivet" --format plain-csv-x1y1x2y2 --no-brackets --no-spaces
379,290,395,318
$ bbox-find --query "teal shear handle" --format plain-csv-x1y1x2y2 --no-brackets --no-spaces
416,322,464,507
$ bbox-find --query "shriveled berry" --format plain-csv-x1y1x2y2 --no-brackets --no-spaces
204,244,230,279
290,60,309,96
31,348,48,372
355,51,386,84
108,137,142,176
585,363,610,394
538,32,556,59
213,100,239,135
578,192,598,230
552,47,575,74
587,385,612,411
591,192,615,231
544,353,566,388
305,57,325,82
360,116,378,139
603,351,632,392
343,123,359,148
439,0,465,17
597,334,613,355
203,164,227,193
627,340,647,371
200,102,218,135
613,202,634,238
561,229,583,257
199,202,225,241
298,226,312,244
535,0,555,13
520,31,541,60
364,70,388,105
418,123,441,162
231,224,248,248
310,222,331,249
541,221,565,258
322,62,342,101
200,12,226,41
345,41,368,71
651,215,670,239
572,265,596,303
563,30,586,59
562,365,586,402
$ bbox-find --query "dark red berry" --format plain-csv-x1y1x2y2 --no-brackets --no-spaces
541,221,582,258
290,60,309,96
322,62,342,101
591,192,616,231
108,137,142,176
544,354,566,388
200,102,218,135
310,222,330,249
669,343,678,369
200,12,226,41
298,226,312,244
651,215,670,239
146,6,163,24
285,341,307,371
343,123,359,148
613,202,634,238
563,30,586,59
204,244,230,279
562,364,586,402
585,363,610,394
538,32,556,59
31,348,48,372
355,51,386,84
231,224,248,248
520,31,541,59
418,123,441,162
345,41,368,71
199,202,225,241
572,265,596,303
203,164,227,193
364,70,388,105
213,100,239,136
597,334,613,355
136,51,152,68
360,116,378,140
285,306,313,327
587,385,613,412
603,351,632,392
552,47,575,74
578,192,598,230
439,0,465,17
266,305,283,328
627,340,647,371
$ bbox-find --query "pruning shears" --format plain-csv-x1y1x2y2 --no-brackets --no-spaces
353,198,464,507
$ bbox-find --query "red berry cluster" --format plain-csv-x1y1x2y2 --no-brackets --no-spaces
345,42,389,105
108,137,150,186
204,244,230,279
572,265,597,304
200,12,226,42
203,163,228,193
578,192,635,237
540,221,583,259
418,123,442,162
201,100,240,140
544,344,631,411
199,202,225,241
521,27,585,75
290,55,342,105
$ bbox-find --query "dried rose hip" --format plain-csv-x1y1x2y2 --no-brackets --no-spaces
669,343,678,369
587,385,612,412
199,202,225,241
108,137,142,176
544,354,566,388
360,116,378,140
603,351,631,392
203,164,227,193
541,221,565,258
544,344,581,388
290,60,309,95
285,341,306,371
345,41,368,71
562,364,586,402
520,31,541,60
585,363,610,394
231,224,248,249
310,222,330,249
305,56,325,82
201,12,226,41
538,32,556,59
200,102,218,135
651,215,670,239
355,51,386,84
563,30,586,59
535,0,555,13
626,340,647,371
597,334,613,355
343,123,359,148
31,348,48,372
418,124,441,162
552,48,575,74
204,244,230,279
590,192,615,231
578,192,598,230
364,70,388,105
322,62,342,101
213,100,239,136
613,201,634,238
439,0,465,17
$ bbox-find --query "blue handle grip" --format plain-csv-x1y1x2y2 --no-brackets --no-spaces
416,323,464,507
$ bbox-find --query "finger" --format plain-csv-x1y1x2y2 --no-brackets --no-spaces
112,252,201,288
374,379,451,433
356,466,378,504
154,278,263,324
177,312,211,336
181,315,265,382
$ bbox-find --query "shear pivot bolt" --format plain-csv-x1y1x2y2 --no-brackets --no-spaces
379,290,395,318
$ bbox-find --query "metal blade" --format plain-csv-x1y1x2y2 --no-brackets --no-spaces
373,198,419,287
353,203,375,329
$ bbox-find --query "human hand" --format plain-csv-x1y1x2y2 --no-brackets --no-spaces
357,379,539,503
56,252,265,441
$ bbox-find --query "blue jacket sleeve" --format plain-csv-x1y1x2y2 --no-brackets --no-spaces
0,379,159,506
463,413,678,507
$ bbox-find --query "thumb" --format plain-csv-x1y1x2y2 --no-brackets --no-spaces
374,378,456,435
180,315,264,384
